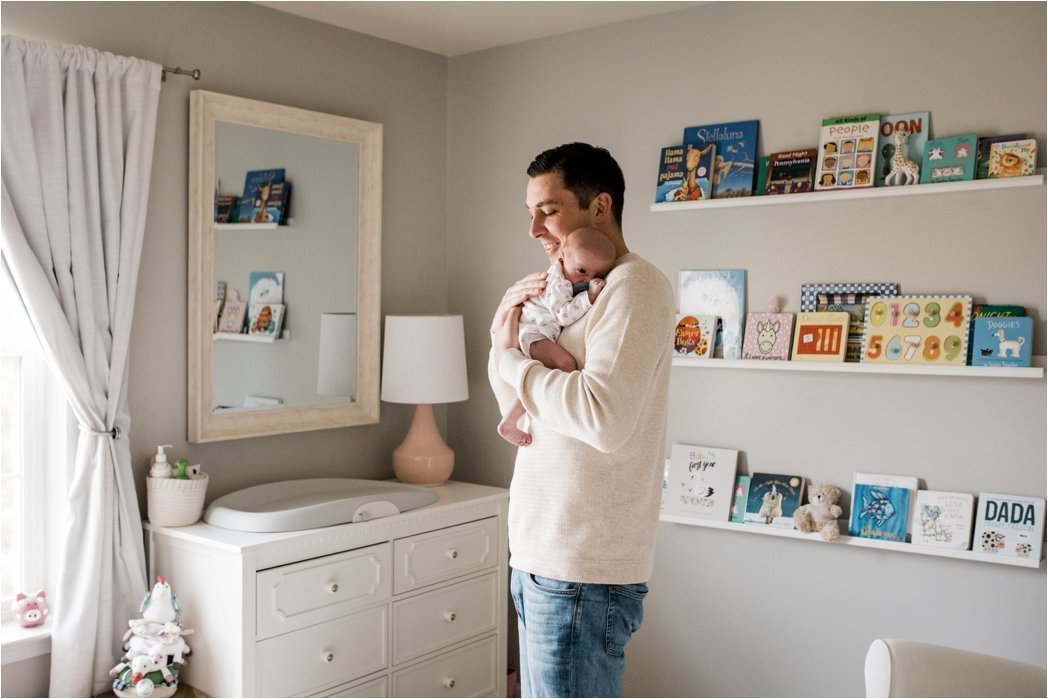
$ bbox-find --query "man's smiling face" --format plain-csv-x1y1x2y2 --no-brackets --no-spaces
525,173,594,262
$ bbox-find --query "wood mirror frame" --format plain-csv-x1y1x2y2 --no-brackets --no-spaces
188,91,381,442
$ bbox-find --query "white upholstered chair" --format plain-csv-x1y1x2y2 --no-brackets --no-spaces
865,639,1046,698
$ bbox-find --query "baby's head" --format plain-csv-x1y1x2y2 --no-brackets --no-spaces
560,227,616,285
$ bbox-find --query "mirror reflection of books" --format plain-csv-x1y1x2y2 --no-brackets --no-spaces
248,303,285,338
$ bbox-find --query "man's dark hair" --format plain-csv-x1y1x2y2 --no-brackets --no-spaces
527,143,625,228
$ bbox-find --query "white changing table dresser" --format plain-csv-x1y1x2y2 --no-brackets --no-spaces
146,481,509,697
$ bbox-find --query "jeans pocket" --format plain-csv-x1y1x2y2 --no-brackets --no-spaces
605,584,648,657
529,574,581,596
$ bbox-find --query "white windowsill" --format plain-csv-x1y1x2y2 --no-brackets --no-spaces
1,621,52,664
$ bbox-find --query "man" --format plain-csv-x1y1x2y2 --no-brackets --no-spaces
488,143,675,697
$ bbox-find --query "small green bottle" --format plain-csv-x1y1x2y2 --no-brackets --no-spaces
174,458,189,480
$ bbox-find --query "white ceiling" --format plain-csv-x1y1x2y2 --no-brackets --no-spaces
255,1,705,57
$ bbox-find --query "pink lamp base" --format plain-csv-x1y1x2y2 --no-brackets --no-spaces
393,404,454,486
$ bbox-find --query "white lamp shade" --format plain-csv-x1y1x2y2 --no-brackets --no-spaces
317,313,356,397
382,315,469,404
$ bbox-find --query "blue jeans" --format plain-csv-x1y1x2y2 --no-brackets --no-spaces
510,568,648,698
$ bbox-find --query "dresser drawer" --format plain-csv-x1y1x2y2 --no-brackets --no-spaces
256,605,389,697
394,518,498,593
392,635,498,698
392,572,498,664
314,672,388,697
257,543,391,639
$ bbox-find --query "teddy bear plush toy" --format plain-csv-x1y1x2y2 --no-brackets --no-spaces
793,484,843,541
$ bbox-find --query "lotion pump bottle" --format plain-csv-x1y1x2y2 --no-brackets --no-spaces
149,444,174,478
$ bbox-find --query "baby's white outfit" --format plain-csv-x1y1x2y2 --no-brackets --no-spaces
518,262,592,357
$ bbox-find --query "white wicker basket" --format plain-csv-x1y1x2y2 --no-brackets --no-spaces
147,473,209,527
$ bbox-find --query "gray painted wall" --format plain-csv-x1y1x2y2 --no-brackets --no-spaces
2,1,1045,697
446,2,1046,696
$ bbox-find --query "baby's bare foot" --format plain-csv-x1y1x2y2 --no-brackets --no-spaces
498,420,532,447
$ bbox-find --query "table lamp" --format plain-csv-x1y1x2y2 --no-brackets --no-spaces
381,315,469,485
317,312,356,398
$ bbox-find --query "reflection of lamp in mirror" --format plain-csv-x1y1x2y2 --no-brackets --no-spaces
381,315,468,486
317,313,356,399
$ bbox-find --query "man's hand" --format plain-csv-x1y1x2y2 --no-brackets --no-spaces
588,278,606,303
490,271,547,340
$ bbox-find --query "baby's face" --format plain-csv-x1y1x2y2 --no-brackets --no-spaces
560,246,611,285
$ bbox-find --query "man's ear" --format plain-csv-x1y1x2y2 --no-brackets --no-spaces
590,192,613,224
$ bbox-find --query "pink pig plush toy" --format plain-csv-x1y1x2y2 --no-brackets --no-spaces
12,590,48,628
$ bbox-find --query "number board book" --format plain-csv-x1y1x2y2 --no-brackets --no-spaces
239,168,286,222
664,444,739,521
970,316,1033,367
656,146,686,203
920,134,977,184
744,473,805,528
988,138,1038,178
764,149,817,195
682,120,759,198
674,314,718,359
861,295,972,366
975,134,1027,179
679,270,746,359
742,312,793,360
972,493,1045,561
876,112,930,187
850,472,918,542
815,114,880,190
791,311,849,362
910,491,974,550
730,476,751,523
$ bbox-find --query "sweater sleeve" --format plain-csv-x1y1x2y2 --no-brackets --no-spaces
497,273,674,453
487,345,524,417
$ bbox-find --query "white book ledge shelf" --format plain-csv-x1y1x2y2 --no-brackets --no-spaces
213,332,278,343
672,356,1045,379
660,514,1045,569
214,221,293,231
650,172,1044,212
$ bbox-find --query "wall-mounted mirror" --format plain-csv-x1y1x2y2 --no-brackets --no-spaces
188,91,381,442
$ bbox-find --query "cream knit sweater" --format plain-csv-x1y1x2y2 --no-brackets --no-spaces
488,252,675,584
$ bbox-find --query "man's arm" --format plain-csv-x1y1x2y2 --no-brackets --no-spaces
497,274,674,453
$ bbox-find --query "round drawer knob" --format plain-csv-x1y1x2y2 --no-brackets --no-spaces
325,582,339,594
443,677,456,689
443,610,457,623
446,549,459,560
322,651,335,664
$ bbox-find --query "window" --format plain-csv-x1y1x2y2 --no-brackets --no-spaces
0,270,69,622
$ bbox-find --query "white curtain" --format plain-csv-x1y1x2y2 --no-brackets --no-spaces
1,36,161,697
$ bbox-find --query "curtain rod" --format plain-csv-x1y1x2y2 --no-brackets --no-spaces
162,65,201,82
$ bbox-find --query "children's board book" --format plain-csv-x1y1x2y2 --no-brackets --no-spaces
754,156,770,196
972,493,1045,560
248,272,285,305
730,476,751,523
678,270,746,359
791,311,849,362
815,114,880,190
656,146,686,203
238,168,286,222
920,134,977,184
849,472,918,542
975,134,1027,179
742,312,793,360
247,302,285,338
682,120,759,198
668,143,717,201
674,314,718,359
664,444,739,521
744,473,805,528
970,316,1033,367
263,181,292,224
764,149,816,195
217,289,247,334
876,112,930,187
910,491,975,550
860,295,972,367
987,138,1038,178
967,304,1025,363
